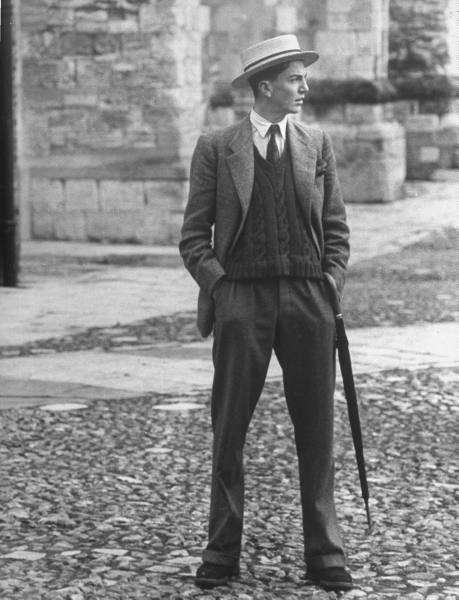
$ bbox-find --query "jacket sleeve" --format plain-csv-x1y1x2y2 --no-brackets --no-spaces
179,134,226,296
321,130,350,295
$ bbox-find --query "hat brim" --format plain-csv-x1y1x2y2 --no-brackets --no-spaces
231,51,319,89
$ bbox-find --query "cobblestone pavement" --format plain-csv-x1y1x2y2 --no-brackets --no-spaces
1,367,458,600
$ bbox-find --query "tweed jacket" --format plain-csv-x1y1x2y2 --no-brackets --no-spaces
179,115,350,337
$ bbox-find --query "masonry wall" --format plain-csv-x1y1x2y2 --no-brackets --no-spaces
389,0,451,77
390,0,459,178
203,0,390,93
21,0,203,243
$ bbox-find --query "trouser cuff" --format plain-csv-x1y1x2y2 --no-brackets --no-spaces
202,549,239,568
306,553,346,569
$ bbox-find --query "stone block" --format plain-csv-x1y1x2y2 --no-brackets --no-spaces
64,93,99,107
57,59,78,90
76,58,112,87
99,180,144,212
199,5,211,33
93,33,122,55
276,6,297,33
75,10,108,33
440,113,459,129
30,178,65,212
23,59,60,90
139,3,167,33
21,6,49,31
312,54,350,79
405,114,440,131
327,0,352,12
122,32,153,53
418,146,440,162
340,156,405,202
86,211,138,242
40,31,61,59
111,61,137,74
327,11,352,31
73,130,126,150
48,108,87,131
53,212,88,240
47,8,75,28
438,124,459,147
406,124,441,180
355,31,376,54
325,121,406,202
349,6,373,31
386,100,419,124
315,31,357,57
345,104,384,124
347,55,375,79
437,117,459,168
49,131,67,149
32,212,55,239
65,180,99,211
143,181,187,210
136,210,180,244
355,121,405,143
107,18,139,35
62,0,93,7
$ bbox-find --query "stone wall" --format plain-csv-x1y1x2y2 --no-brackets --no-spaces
305,0,390,80
22,0,456,243
21,0,202,243
389,0,451,77
389,0,459,178
203,0,390,88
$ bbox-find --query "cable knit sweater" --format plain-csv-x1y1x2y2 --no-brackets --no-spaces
225,142,323,280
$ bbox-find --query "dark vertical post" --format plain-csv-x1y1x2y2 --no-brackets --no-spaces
0,0,18,286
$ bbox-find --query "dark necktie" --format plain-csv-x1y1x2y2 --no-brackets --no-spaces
266,124,281,164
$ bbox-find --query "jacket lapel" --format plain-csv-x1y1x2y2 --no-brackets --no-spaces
287,119,317,223
226,116,254,218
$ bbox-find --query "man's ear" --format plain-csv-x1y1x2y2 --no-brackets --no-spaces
258,80,272,98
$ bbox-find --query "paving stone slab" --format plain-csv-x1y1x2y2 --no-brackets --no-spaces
0,377,139,410
0,324,456,403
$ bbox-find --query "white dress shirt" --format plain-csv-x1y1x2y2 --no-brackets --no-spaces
249,109,288,159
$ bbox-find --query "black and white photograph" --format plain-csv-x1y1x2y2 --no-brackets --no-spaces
0,1,458,598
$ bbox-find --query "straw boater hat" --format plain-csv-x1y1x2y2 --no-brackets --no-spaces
231,34,319,89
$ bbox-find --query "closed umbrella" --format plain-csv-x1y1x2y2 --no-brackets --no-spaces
324,273,372,530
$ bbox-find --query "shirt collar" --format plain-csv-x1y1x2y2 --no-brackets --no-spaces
250,109,288,139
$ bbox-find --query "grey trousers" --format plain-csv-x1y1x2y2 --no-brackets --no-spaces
202,277,346,569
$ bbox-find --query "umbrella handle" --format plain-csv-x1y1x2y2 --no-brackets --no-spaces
324,272,341,317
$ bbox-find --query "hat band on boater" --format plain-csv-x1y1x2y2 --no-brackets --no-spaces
244,49,303,72
231,34,319,88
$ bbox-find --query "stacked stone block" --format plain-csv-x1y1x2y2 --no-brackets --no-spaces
21,0,202,242
390,0,459,178
405,114,459,178
307,0,390,80
389,0,451,78
31,177,189,244
203,0,390,85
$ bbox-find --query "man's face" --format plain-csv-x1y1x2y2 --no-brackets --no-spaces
267,60,308,116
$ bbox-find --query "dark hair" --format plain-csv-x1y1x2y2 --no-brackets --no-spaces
248,61,292,97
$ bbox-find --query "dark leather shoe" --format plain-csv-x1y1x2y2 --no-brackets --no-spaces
306,566,353,591
195,562,240,589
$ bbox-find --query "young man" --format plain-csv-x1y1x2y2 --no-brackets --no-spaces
179,34,352,592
